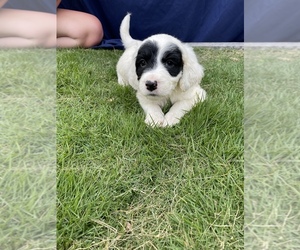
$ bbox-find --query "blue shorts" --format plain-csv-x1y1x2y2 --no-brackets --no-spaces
3,0,55,14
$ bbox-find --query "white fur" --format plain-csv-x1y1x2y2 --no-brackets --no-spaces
116,14,206,127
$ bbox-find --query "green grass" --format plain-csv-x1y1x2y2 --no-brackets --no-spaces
57,48,244,249
244,48,300,249
0,49,56,249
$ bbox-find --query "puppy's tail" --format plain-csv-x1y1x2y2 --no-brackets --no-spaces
120,13,139,48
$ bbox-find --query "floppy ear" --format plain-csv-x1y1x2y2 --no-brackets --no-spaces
179,45,204,91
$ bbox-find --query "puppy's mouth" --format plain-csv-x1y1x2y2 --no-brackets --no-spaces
146,92,164,99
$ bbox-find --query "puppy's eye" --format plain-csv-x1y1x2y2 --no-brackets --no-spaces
166,60,174,67
139,59,147,67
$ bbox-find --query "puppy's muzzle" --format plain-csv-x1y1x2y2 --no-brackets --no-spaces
145,80,157,91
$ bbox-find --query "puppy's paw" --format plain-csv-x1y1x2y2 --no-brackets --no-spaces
163,114,180,127
145,113,165,127
196,87,206,102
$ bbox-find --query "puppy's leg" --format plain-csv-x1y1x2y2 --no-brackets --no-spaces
164,87,206,127
137,94,165,127
163,100,192,127
144,106,165,127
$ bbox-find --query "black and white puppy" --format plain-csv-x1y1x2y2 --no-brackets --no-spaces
116,14,206,127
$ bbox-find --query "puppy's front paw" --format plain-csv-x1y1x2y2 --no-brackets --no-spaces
197,87,206,102
145,113,165,127
163,114,180,127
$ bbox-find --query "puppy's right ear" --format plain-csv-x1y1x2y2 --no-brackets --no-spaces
179,45,204,91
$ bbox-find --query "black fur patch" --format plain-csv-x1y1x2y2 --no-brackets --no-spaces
135,41,158,80
135,41,183,80
161,45,183,77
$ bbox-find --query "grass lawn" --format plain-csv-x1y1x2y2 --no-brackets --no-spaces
57,47,244,249
244,48,300,249
0,49,56,249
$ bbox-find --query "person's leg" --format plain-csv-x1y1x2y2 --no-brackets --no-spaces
0,0,8,8
0,8,56,48
57,8,103,48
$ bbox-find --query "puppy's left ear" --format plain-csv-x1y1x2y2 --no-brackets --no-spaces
179,45,204,91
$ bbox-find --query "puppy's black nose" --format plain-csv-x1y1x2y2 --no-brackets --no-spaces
145,81,157,91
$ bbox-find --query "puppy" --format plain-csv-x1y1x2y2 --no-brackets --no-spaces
116,14,206,127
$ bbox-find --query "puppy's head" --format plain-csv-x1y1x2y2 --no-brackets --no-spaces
135,35,184,97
